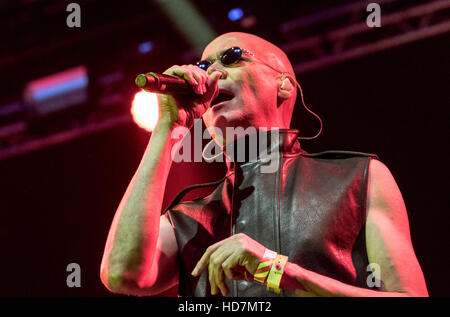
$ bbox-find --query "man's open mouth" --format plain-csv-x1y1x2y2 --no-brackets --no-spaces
211,90,234,107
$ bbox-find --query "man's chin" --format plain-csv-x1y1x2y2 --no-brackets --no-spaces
207,114,241,133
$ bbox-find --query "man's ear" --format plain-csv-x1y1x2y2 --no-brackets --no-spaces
277,76,295,100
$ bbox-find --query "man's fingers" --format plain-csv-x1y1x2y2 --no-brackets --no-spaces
209,71,222,87
193,242,232,296
190,65,208,94
192,252,211,276
166,65,220,99
203,71,221,102
170,66,203,95
209,258,228,296
212,251,231,296
208,261,218,295
222,254,239,281
187,65,206,94
216,269,228,296
191,241,223,276
171,67,197,85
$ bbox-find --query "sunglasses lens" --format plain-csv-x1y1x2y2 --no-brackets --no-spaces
196,60,212,71
221,47,242,65
196,47,242,70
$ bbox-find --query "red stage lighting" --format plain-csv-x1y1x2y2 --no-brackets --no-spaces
131,91,159,132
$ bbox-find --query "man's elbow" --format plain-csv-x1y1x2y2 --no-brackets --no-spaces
394,289,429,297
100,266,161,296
100,267,127,294
406,286,429,297
99,259,133,294
389,283,429,297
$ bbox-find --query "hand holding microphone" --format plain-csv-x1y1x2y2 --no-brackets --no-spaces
136,65,222,128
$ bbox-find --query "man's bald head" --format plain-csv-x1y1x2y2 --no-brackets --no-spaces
202,32,295,76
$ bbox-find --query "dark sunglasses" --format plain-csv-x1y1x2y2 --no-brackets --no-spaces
196,46,246,71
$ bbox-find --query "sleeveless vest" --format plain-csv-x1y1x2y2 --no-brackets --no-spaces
165,129,378,297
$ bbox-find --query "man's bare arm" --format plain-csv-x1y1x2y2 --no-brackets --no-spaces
100,66,221,296
100,118,179,295
364,159,428,295
279,159,428,296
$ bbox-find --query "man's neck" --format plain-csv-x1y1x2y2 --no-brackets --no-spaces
220,128,302,171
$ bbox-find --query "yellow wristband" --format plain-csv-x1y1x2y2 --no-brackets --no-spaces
266,254,288,294
253,260,273,284
253,249,277,284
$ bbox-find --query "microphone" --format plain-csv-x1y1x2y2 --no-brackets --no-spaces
135,72,195,95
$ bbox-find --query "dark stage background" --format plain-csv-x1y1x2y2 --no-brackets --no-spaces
0,0,449,296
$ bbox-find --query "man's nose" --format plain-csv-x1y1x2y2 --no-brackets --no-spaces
208,61,228,79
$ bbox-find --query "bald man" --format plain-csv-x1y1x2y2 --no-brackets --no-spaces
100,32,428,297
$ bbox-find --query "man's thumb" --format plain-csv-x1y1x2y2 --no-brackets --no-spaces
211,71,222,83
206,71,222,100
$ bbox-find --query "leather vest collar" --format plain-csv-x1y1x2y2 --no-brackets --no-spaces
222,128,304,170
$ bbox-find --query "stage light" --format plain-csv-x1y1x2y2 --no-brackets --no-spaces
131,91,159,132
138,41,154,54
155,0,216,51
228,8,244,21
23,66,88,119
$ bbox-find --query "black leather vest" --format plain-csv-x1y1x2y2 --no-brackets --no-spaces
165,129,378,297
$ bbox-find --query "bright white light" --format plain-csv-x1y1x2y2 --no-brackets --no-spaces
131,91,159,132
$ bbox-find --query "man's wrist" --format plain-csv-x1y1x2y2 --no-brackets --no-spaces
253,249,277,285
266,254,288,294
157,115,177,128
